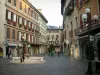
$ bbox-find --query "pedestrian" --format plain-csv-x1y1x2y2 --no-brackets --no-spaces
8,48,12,58
48,48,51,56
22,53,25,62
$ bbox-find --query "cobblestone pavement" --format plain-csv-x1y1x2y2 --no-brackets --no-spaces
0,55,100,75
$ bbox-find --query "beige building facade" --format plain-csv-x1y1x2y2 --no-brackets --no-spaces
0,0,46,58
46,27,63,52
61,0,80,58
61,0,100,60
38,9,48,54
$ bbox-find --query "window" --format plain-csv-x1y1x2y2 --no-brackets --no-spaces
18,16,22,24
75,17,78,27
99,0,100,15
26,34,28,41
31,10,33,16
13,13,16,22
14,0,16,6
7,28,10,38
28,8,30,15
18,31,21,41
56,35,59,40
35,13,36,19
32,23,34,29
24,5,26,13
28,35,30,42
70,21,73,30
24,33,26,40
32,11,35,18
6,10,11,20
12,29,15,39
32,35,33,42
52,35,54,40
8,0,11,3
37,15,38,21
47,35,50,40
8,11,11,20
24,19,27,26
20,1,22,10
67,25,68,27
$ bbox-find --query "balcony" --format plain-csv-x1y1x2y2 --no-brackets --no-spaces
64,0,74,16
75,21,100,36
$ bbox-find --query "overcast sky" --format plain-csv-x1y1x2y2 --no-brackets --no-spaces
28,0,63,27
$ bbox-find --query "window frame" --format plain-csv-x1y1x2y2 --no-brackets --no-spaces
14,0,16,6
8,0,11,3
19,1,22,10
7,28,10,39
12,29,15,39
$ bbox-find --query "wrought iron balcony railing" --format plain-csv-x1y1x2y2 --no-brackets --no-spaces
75,20,100,36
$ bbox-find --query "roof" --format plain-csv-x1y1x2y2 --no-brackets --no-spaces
23,0,48,23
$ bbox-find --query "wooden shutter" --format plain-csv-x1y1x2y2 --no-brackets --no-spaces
11,12,13,22
6,10,8,20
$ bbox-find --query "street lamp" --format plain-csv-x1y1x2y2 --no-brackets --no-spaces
82,8,98,75
66,40,69,44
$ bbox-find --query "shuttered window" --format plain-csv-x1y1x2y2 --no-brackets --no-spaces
12,29,15,39
14,0,16,6
20,1,22,10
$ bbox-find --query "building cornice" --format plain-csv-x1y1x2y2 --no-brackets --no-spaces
22,0,48,23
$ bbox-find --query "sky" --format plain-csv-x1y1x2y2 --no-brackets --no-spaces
28,0,63,27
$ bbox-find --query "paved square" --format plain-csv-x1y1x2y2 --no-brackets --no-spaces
0,55,99,75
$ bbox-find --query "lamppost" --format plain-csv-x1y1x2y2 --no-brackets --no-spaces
81,8,98,75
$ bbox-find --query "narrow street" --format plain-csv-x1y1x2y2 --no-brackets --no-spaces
0,55,98,75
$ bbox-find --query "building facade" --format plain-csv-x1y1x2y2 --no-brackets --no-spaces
0,0,45,57
75,0,100,60
46,26,63,52
61,0,100,60
38,9,48,54
61,0,80,58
